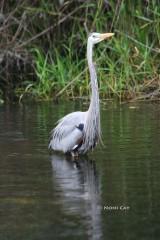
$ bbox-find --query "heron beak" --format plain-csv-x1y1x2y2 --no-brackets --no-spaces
100,33,114,41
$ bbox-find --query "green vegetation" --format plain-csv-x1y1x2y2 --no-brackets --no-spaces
0,0,159,102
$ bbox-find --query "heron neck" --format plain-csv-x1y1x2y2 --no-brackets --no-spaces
80,39,101,152
87,40,99,111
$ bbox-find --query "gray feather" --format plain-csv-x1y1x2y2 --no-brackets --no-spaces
49,111,86,153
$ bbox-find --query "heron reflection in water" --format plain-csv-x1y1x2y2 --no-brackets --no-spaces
50,154,102,240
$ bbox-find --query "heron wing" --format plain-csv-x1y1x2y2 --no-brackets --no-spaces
49,111,86,153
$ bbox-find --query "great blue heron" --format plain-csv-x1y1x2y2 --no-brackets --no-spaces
49,32,114,156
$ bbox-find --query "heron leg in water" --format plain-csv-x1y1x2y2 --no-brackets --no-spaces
71,151,79,158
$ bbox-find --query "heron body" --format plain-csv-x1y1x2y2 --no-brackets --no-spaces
49,32,114,156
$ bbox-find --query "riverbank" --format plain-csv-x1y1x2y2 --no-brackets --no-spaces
0,1,159,102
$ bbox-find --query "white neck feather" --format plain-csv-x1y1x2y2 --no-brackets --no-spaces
81,39,101,153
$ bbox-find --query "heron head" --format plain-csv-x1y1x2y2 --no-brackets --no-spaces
88,32,114,45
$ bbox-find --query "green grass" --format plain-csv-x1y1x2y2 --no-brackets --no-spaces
27,1,159,101
1,0,159,101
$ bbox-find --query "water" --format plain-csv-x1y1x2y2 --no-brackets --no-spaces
0,102,160,240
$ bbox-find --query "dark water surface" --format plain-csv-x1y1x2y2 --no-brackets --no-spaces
0,102,160,240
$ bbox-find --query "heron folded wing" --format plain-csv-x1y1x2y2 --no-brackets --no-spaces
50,125,83,153
49,111,86,153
